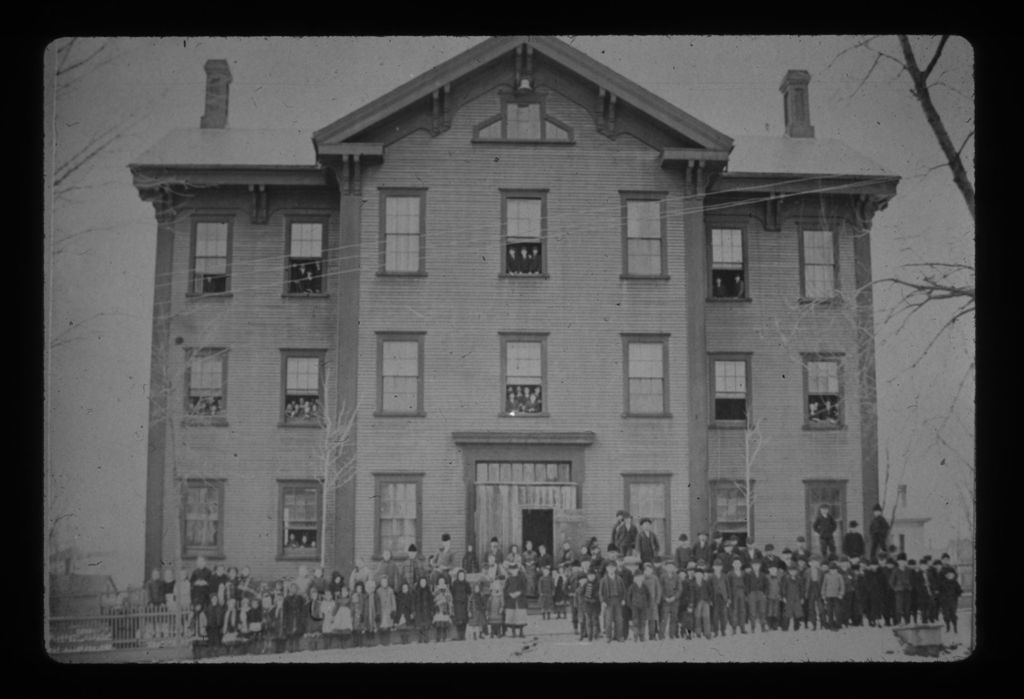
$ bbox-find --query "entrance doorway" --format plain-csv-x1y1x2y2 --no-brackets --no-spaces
522,508,553,556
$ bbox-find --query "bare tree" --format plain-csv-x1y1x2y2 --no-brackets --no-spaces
313,366,358,570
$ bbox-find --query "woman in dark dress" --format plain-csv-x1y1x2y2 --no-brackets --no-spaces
451,569,473,640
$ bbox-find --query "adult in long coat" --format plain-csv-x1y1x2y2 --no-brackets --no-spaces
868,505,890,560
375,577,397,643
780,569,805,631
375,550,402,592
521,541,539,597
503,562,529,637
690,533,713,568
412,577,435,643
450,570,473,640
812,506,839,560
636,519,661,564
402,545,427,588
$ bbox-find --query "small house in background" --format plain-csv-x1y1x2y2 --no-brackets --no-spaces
890,484,931,560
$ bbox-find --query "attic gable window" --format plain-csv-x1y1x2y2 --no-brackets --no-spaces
473,92,574,144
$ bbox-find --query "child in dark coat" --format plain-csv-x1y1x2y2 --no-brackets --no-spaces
766,563,783,630
412,577,435,643
781,565,805,631
710,558,729,638
692,567,713,640
538,566,555,619
726,558,747,635
468,578,488,640
625,574,650,642
205,594,225,645
812,505,839,559
938,568,963,634
553,566,568,619
746,560,768,633
451,570,472,641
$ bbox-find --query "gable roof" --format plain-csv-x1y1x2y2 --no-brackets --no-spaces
312,35,734,152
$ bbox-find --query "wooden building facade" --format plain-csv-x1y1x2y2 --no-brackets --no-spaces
131,37,898,579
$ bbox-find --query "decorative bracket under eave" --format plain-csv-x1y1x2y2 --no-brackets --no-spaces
595,88,618,136
431,83,453,136
853,193,891,229
317,143,385,196
765,193,782,231
249,184,268,224
661,149,730,195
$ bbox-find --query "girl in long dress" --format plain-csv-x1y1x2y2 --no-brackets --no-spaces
522,540,539,597
504,561,529,638
375,576,397,645
351,581,369,647
450,570,472,641
432,577,454,642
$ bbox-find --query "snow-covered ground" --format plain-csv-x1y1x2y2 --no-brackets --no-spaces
187,612,973,663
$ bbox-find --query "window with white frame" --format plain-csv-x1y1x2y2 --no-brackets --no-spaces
377,477,421,557
713,357,749,423
281,482,321,557
186,349,226,417
382,193,424,274
504,338,545,415
624,475,670,549
626,338,668,416
379,335,423,415
624,197,665,276
805,356,842,426
283,354,322,423
503,195,545,276
287,221,325,294
711,228,746,298
191,221,229,294
802,230,836,298
712,481,752,545
182,480,223,557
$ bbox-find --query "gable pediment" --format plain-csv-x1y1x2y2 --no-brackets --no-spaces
313,36,733,156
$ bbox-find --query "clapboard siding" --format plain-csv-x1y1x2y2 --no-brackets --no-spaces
149,58,876,577
353,71,692,562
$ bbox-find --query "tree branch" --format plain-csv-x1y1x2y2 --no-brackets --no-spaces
921,34,950,80
898,35,975,221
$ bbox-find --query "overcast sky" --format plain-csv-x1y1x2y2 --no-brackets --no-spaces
45,36,974,587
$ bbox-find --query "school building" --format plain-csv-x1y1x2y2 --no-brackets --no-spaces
130,36,899,580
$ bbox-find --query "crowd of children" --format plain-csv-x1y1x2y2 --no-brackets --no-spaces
140,504,964,655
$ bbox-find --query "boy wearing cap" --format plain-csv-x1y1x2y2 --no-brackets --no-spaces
710,557,730,638
868,505,890,560
599,560,625,643
674,534,692,571
680,563,696,639
850,562,866,627
938,567,962,635
881,558,897,626
926,558,943,623
620,515,639,559
912,558,933,624
641,562,663,639
890,554,912,625
580,567,601,642
812,504,839,560
843,521,865,562
659,561,681,640
803,555,825,630
822,560,845,630
726,557,748,634
625,570,650,641
762,543,782,573
766,562,783,630
611,511,628,555
746,559,768,633
780,563,804,631
637,518,661,565
693,566,713,640
838,557,855,626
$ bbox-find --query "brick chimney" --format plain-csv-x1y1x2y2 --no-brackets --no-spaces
200,59,232,129
779,69,814,138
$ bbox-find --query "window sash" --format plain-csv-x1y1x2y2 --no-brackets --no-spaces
286,357,320,393
385,196,421,272
506,341,542,381
289,223,323,259
711,229,744,267
627,481,668,547
715,486,748,523
379,481,419,555
506,103,541,140
807,361,840,394
506,199,542,240
714,361,747,397
184,485,220,548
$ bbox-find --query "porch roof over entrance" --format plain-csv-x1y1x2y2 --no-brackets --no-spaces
453,431,596,446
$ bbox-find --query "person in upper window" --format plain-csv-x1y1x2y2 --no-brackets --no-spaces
529,245,542,274
713,276,727,298
526,386,541,412
733,273,744,297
